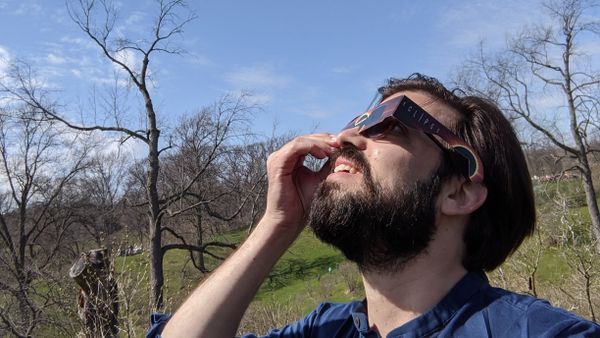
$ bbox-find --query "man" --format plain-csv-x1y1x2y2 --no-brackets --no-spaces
151,74,600,337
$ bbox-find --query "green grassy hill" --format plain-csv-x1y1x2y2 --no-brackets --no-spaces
112,228,359,335
111,178,599,335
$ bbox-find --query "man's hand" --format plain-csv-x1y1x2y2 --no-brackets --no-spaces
160,133,339,338
263,133,339,234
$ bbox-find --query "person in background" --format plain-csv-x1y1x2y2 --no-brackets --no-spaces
151,74,600,337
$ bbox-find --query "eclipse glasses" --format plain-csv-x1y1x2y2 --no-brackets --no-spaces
341,95,484,183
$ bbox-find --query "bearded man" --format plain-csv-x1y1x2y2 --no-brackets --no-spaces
152,74,600,337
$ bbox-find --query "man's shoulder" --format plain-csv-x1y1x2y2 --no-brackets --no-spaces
308,300,361,323
467,285,600,336
483,285,585,318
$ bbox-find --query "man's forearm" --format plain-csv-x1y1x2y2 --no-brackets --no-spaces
161,219,299,338
161,133,337,337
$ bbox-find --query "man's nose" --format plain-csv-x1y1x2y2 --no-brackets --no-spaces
335,127,367,150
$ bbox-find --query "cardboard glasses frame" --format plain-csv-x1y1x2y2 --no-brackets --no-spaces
341,95,484,183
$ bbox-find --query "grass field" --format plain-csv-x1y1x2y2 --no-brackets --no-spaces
111,227,353,334
114,224,593,335
20,178,600,336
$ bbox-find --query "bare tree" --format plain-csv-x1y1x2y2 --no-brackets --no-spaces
0,0,196,310
524,142,573,177
552,187,598,322
458,0,600,249
232,134,291,234
159,95,261,272
0,108,90,336
74,153,130,247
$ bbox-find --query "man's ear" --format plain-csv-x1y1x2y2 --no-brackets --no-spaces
439,177,487,216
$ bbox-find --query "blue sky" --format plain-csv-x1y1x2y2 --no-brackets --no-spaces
0,0,548,140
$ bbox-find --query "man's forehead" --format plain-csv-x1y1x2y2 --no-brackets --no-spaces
384,90,460,128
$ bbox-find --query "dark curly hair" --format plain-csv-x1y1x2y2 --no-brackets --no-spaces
378,73,536,271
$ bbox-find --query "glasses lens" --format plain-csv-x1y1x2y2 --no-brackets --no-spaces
365,91,383,112
362,118,396,139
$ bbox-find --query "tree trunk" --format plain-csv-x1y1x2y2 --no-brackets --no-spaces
580,167,600,251
15,277,32,336
69,248,119,338
562,26,600,252
16,215,31,332
146,110,164,310
194,210,206,272
149,224,164,311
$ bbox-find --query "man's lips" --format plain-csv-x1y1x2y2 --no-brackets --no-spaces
332,157,361,174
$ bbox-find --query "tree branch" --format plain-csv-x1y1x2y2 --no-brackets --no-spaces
161,241,237,254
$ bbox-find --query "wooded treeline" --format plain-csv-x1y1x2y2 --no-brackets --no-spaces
0,1,292,335
0,93,290,336
0,93,596,336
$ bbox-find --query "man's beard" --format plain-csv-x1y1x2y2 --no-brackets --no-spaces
307,147,443,274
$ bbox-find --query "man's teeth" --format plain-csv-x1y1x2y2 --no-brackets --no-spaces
334,164,358,174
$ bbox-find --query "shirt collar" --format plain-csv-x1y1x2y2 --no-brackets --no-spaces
350,271,489,338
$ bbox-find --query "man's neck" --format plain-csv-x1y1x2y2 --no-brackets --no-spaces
360,234,467,337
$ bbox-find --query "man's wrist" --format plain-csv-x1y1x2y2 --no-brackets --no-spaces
253,215,305,247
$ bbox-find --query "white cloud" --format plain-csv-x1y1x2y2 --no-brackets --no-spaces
303,109,334,119
55,127,146,164
224,89,273,106
0,45,10,77
70,69,82,78
225,64,291,89
59,36,96,51
532,93,566,112
578,40,600,57
288,98,342,119
114,49,139,73
187,53,214,67
11,1,42,16
50,36,132,87
247,93,272,105
332,65,354,74
436,0,548,49
96,133,147,160
125,11,145,27
47,53,66,65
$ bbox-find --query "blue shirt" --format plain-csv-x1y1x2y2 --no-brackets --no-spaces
147,271,600,337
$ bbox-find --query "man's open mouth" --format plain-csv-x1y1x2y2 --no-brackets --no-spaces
333,158,361,174
333,163,358,174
